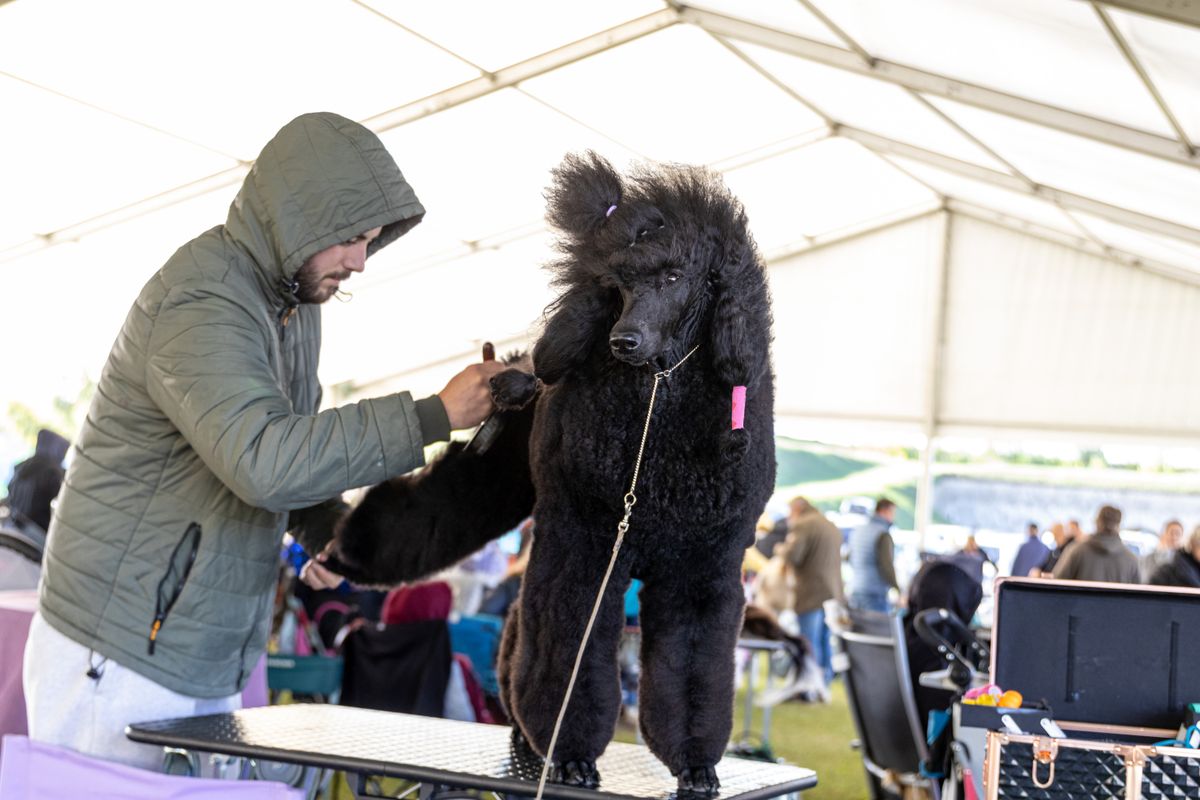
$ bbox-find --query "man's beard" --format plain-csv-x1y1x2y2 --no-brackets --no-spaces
295,268,349,304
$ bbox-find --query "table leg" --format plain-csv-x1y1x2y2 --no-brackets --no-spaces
743,652,756,736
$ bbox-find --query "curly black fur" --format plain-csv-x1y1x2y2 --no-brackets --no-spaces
325,153,775,793
320,359,538,588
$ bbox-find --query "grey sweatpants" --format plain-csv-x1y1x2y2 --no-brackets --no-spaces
22,611,241,771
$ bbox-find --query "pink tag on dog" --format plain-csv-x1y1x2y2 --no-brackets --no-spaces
731,385,746,430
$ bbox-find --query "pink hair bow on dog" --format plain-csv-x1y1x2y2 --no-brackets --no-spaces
731,386,746,430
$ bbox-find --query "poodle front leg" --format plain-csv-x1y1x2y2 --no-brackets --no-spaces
505,534,630,787
637,562,745,795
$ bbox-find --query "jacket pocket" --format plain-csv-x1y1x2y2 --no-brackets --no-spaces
148,522,202,655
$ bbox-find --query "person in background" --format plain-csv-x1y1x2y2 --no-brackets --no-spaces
478,519,534,619
946,533,995,585
1053,505,1139,584
1010,521,1050,578
784,497,843,686
847,498,898,612
754,512,789,560
0,429,69,590
1148,524,1200,589
1034,521,1075,576
3,428,70,536
1141,519,1183,582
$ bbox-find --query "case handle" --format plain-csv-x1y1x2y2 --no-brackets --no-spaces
1030,737,1058,789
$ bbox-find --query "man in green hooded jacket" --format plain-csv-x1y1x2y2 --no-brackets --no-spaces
23,112,504,770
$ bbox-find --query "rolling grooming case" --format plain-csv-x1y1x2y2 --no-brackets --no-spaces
981,578,1200,799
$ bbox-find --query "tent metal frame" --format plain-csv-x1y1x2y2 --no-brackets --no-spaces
5,3,1199,270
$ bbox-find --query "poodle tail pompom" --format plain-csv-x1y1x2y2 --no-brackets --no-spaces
720,428,750,463
545,151,624,239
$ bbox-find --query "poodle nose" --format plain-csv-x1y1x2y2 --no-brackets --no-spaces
610,332,642,354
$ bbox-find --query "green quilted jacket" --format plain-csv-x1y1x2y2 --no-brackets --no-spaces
39,112,435,697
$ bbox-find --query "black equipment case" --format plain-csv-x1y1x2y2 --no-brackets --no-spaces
982,577,1200,799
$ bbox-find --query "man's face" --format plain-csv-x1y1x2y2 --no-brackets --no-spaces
1164,523,1184,549
294,227,383,304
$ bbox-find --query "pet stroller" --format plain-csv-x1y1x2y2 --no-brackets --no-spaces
911,607,991,800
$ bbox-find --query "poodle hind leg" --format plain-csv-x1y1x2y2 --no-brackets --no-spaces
506,532,630,787
497,601,520,723
637,563,745,795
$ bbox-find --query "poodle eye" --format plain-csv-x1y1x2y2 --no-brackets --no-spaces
665,271,683,284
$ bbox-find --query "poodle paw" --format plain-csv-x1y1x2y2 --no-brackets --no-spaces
490,368,539,410
550,759,600,789
677,766,720,797
510,726,537,758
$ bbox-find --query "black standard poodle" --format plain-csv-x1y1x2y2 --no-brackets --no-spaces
317,152,775,795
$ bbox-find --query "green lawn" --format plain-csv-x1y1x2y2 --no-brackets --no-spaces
613,680,866,800
752,680,866,799
775,444,876,487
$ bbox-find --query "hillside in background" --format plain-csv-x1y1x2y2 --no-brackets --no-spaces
773,438,1200,533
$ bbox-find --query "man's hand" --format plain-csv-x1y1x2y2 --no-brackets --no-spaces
299,545,345,590
439,360,506,430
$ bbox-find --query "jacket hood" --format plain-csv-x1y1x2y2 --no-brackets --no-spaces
34,429,70,464
225,112,425,303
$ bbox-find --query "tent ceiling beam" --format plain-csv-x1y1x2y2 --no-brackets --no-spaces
945,199,1200,288
0,8,682,267
681,6,1200,169
841,126,1200,246
1092,3,1196,155
1091,0,1200,28
776,409,1200,447
0,166,250,265
795,0,874,64
762,201,943,264
363,7,681,133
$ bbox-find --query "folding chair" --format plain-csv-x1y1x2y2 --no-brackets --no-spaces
827,606,936,800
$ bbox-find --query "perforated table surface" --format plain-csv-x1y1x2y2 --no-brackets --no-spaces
127,704,816,800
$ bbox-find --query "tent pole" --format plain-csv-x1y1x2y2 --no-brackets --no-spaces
916,209,953,549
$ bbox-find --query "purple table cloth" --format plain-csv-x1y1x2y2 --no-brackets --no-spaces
0,589,267,759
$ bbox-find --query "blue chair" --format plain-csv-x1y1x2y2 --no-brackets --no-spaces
448,614,503,695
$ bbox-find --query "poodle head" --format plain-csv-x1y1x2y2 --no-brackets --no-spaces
543,151,771,384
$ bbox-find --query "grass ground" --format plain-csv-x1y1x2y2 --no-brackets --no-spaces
612,680,864,800
775,443,876,487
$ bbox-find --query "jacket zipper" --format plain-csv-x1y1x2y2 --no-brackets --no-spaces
148,523,202,655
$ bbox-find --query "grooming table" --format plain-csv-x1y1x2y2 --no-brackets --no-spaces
127,704,817,800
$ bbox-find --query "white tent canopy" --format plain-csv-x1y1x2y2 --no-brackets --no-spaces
3,1,1199,491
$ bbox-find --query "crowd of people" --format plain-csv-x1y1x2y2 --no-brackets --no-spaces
745,495,1200,704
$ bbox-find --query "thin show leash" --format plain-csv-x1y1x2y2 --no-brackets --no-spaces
533,343,701,800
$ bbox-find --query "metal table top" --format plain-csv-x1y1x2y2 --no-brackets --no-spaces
127,704,816,800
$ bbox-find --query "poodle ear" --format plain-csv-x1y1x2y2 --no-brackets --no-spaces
533,286,618,385
545,151,624,240
708,235,772,389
